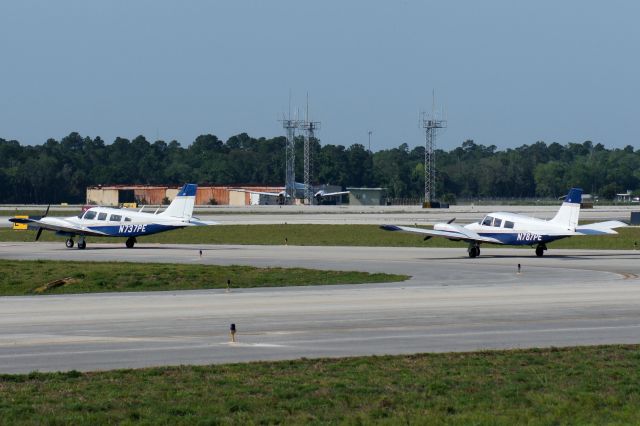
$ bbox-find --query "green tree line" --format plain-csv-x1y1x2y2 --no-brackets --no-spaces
0,132,637,203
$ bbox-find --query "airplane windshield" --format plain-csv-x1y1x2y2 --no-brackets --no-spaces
482,216,494,226
83,210,97,220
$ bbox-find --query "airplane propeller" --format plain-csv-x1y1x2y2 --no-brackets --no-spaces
447,217,456,224
34,204,50,241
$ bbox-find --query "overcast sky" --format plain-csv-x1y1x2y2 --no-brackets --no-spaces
1,1,639,151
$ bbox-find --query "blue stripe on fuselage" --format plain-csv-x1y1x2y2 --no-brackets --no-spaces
479,232,568,245
88,223,183,237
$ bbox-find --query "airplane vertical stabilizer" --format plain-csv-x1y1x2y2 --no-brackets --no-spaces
549,187,582,231
159,184,197,219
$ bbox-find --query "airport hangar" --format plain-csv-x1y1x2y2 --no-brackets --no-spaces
86,185,387,206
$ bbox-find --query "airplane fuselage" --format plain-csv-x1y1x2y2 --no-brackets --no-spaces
457,212,571,246
36,207,194,238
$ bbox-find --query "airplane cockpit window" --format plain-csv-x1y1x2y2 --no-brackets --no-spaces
493,218,502,228
482,216,494,226
110,214,122,222
504,221,515,229
83,210,97,220
97,212,108,221
124,217,132,222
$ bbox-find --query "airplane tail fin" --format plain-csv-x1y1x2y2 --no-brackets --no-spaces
549,188,582,231
159,184,197,220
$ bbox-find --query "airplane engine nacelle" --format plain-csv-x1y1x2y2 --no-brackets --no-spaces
434,223,459,232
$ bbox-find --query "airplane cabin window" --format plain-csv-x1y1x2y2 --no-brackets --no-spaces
124,217,132,222
504,221,514,229
83,211,97,220
482,216,494,226
493,218,502,228
97,212,108,221
110,214,122,222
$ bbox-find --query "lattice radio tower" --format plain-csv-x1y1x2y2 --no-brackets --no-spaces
280,114,300,203
300,96,320,205
422,93,447,205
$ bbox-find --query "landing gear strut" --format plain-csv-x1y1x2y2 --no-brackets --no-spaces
65,238,74,248
125,237,137,248
468,242,481,258
535,243,547,257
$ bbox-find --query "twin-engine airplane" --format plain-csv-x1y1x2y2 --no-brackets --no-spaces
381,188,627,258
9,184,216,249
238,183,349,204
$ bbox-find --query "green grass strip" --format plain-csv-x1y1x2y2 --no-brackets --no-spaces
1,345,639,424
3,224,640,250
0,260,408,296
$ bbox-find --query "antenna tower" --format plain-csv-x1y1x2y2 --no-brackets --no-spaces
422,93,447,205
300,95,321,205
280,116,300,203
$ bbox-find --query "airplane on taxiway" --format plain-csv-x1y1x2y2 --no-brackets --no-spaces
238,182,349,204
9,183,216,249
381,188,627,258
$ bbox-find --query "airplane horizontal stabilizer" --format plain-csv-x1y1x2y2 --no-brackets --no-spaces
575,220,627,235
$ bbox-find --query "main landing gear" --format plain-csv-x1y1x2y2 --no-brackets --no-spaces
467,242,481,258
125,237,137,248
535,243,547,257
65,237,87,249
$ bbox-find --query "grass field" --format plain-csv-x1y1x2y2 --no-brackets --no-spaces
0,260,408,296
2,223,640,250
1,345,639,424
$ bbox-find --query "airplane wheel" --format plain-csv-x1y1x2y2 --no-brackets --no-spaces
468,247,479,258
65,239,74,248
77,240,86,250
125,238,135,248
535,246,544,257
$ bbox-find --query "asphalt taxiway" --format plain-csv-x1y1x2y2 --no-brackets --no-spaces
1,242,640,373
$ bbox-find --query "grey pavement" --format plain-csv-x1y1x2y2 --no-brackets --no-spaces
1,243,640,373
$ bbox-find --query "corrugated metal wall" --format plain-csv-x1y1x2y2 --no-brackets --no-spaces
196,187,230,205
134,188,168,205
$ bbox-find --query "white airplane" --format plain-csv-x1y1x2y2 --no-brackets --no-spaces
381,188,627,258
9,184,216,249
237,183,349,204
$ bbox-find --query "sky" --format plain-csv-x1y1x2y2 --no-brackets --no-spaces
1,1,639,151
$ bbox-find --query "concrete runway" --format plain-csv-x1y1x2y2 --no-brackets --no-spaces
1,242,640,373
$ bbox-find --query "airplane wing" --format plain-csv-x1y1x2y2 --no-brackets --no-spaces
319,191,350,197
233,189,282,197
9,217,107,236
380,224,502,244
575,220,627,235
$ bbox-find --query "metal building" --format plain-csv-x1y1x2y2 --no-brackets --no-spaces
346,187,386,206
